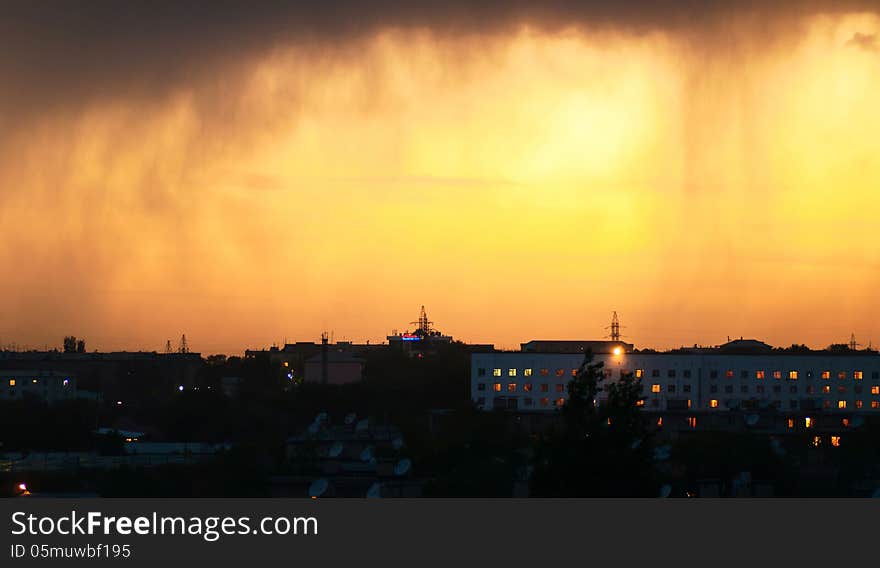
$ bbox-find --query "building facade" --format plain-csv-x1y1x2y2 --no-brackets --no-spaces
471,343,880,415
1,370,76,403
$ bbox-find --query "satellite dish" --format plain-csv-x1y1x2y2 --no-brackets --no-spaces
394,458,412,476
746,414,759,426
392,437,404,450
328,442,343,458
659,484,672,498
360,446,373,462
344,413,357,425
308,479,329,498
355,418,369,432
366,483,382,499
852,416,865,428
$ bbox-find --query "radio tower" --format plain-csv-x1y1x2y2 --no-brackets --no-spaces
850,333,860,351
165,340,173,354
178,334,189,354
410,305,434,336
608,312,621,342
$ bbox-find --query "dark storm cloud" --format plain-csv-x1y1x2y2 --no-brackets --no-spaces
1,0,877,120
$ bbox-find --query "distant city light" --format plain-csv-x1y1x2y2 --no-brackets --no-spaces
178,385,184,392
116,400,123,406
63,379,69,386
18,483,27,492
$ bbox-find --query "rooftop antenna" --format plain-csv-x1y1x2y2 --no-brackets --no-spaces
411,305,434,335
605,311,623,342
850,333,861,351
178,334,189,354
165,340,173,354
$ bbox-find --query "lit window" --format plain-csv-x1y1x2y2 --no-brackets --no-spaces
555,384,565,393
636,399,645,407
873,401,880,409
789,371,798,380
32,379,38,384
787,418,794,429
540,398,549,407
540,368,549,376
812,436,822,447
687,399,692,408
523,383,533,392
805,417,812,428
710,399,719,408
687,416,697,428
524,369,533,377
872,386,879,395
572,369,578,377
831,436,841,447
854,371,863,380
725,370,734,378
822,385,831,394
842,418,850,427
822,371,830,380
838,400,847,409
856,400,863,409
651,384,661,393
657,417,663,427
635,369,644,378
493,383,502,392
838,371,847,380
508,368,517,377
493,369,502,377
507,383,517,392
283,362,289,368
555,398,565,407
8,379,14,387
555,369,565,377
773,371,782,380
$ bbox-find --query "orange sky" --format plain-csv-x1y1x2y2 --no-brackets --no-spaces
1,11,879,353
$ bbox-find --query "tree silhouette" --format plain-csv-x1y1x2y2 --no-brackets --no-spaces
530,351,657,496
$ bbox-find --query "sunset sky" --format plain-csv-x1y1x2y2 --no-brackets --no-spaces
1,1,879,353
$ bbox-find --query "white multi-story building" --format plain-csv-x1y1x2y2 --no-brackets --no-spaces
471,340,880,415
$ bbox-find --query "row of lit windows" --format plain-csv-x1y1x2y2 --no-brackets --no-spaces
707,398,880,410
5,378,68,387
480,383,567,393
482,368,578,378
642,369,876,380
479,367,879,381
658,384,880,395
